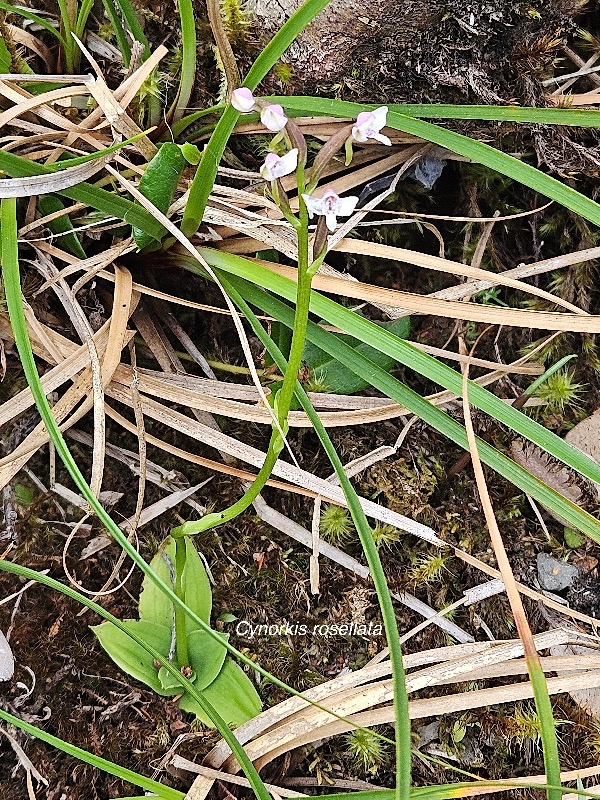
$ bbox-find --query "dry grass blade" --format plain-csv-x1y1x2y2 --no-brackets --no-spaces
460,335,561,798
232,256,597,332
204,629,591,772
103,382,443,543
0,153,113,197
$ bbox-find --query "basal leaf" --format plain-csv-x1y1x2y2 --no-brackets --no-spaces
138,538,212,634
188,629,228,690
303,316,410,394
92,620,173,694
178,658,262,727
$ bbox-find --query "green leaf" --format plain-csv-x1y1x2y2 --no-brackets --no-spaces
13,484,34,506
0,149,165,242
180,143,201,165
38,196,86,259
138,541,176,629
188,629,228,690
138,537,212,634
303,316,410,394
133,143,187,249
564,527,584,548
0,36,11,73
92,620,173,694
179,658,262,727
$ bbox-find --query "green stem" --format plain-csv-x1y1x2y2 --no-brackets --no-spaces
56,0,75,72
213,275,412,800
174,536,189,667
171,0,197,122
171,174,312,538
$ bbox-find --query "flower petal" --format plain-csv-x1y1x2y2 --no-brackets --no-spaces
335,195,359,217
355,111,374,127
371,106,388,129
261,104,288,132
302,193,323,218
372,132,392,146
325,212,338,232
278,148,299,175
231,87,256,113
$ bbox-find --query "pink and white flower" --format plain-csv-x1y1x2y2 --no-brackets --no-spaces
351,106,391,146
231,87,256,113
301,189,359,232
260,104,288,132
259,149,299,181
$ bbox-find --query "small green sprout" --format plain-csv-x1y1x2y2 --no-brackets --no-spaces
345,727,388,773
409,552,449,584
320,504,354,545
535,369,585,413
370,524,401,550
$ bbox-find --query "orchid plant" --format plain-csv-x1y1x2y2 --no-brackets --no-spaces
170,91,387,543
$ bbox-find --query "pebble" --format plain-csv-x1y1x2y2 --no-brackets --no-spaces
537,552,580,592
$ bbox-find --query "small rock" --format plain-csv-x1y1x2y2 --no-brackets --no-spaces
537,552,580,592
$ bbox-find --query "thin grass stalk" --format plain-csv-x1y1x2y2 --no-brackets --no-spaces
0,559,260,800
0,198,403,792
194,257,600,542
171,0,196,122
56,0,76,72
101,0,132,65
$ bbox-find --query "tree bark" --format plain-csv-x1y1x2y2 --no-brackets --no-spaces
247,0,444,83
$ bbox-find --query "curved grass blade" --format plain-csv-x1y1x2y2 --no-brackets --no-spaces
0,555,270,800
101,0,132,64
272,97,600,127
0,706,183,799
192,249,600,543
170,0,196,121
0,149,165,241
0,199,404,796
268,96,600,228
180,0,332,236
0,0,66,46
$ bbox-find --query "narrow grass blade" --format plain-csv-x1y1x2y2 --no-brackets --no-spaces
0,149,165,241
170,0,196,121
0,706,183,799
274,97,600,127
180,0,332,236
217,274,412,800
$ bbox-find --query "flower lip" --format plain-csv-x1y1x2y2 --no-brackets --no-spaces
231,87,256,113
351,106,391,146
260,104,288,132
259,148,299,181
302,188,359,232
